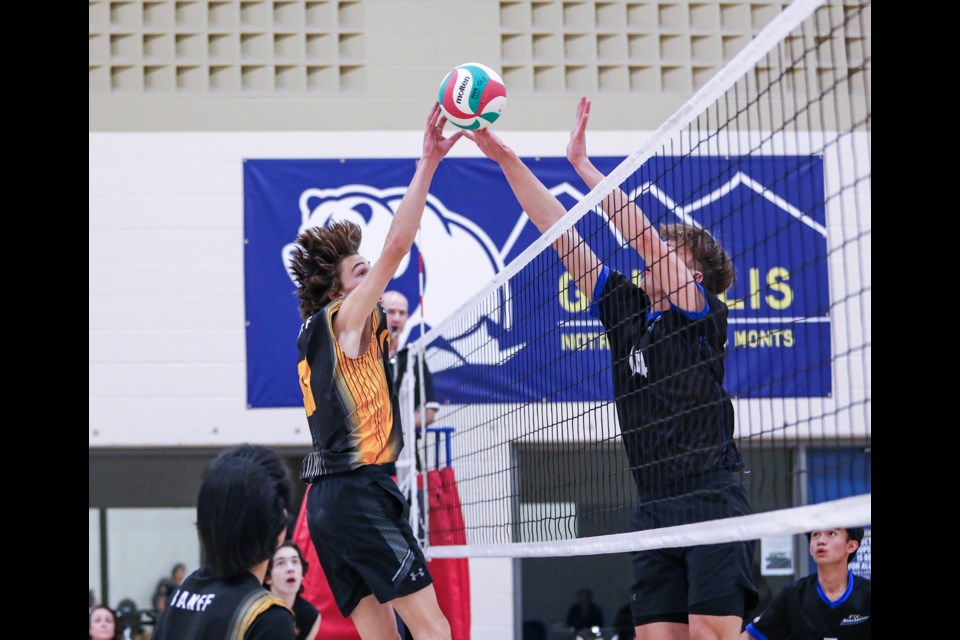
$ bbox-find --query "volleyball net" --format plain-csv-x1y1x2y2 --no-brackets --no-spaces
398,0,870,560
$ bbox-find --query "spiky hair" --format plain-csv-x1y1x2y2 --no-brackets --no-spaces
289,220,362,319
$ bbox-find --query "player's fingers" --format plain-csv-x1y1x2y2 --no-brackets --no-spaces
428,102,442,127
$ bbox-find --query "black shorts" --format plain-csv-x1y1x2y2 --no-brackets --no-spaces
629,470,758,624
305,465,433,617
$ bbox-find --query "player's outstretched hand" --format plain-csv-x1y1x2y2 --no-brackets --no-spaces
423,102,465,163
566,96,591,168
464,128,516,165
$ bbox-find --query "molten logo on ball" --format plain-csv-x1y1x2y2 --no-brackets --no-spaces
438,62,507,130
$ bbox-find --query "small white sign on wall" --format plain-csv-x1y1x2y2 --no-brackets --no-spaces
761,535,795,576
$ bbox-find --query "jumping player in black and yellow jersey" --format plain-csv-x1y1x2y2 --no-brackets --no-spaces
152,444,296,640
288,103,463,640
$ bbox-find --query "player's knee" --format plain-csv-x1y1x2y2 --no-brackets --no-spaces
688,613,743,640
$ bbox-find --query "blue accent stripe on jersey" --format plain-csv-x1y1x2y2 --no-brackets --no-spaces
671,282,710,319
817,571,855,607
588,265,611,319
744,623,767,640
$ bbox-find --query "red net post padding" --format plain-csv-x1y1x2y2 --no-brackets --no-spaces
424,466,471,640
292,491,361,640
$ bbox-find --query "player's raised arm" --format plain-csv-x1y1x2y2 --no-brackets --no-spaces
567,96,703,313
335,104,464,356
467,127,603,305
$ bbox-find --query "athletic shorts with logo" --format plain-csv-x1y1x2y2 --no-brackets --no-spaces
306,464,432,617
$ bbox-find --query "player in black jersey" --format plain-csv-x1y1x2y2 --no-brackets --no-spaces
264,541,321,640
152,444,296,640
467,96,756,640
383,289,440,475
288,103,462,640
742,527,870,640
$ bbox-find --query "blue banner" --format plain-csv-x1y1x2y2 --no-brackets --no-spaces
244,155,829,407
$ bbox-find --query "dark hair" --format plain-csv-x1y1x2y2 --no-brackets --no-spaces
659,223,736,294
197,444,293,578
264,540,311,595
151,584,168,612
806,527,865,564
289,221,363,320
89,605,121,640
115,598,142,634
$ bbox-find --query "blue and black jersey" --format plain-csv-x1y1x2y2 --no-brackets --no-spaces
593,267,742,496
745,572,871,639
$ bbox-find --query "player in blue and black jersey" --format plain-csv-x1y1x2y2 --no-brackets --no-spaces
742,527,870,640
467,96,757,640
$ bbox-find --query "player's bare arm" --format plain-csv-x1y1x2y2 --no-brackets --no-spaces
468,127,603,302
567,97,703,313
335,104,464,357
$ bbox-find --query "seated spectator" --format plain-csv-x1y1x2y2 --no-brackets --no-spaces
264,540,322,640
116,598,149,640
566,588,604,630
90,605,121,640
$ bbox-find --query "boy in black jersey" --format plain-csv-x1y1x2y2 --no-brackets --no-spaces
742,527,870,640
152,444,296,640
289,104,461,639
467,96,756,640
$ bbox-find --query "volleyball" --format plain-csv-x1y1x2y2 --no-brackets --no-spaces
437,62,507,130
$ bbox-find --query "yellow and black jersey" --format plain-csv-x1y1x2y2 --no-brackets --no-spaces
152,570,295,640
297,298,403,480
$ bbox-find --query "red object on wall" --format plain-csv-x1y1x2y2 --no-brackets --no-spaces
292,468,471,640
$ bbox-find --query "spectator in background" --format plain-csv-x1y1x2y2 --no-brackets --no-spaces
151,444,296,640
90,604,121,640
158,564,186,598
612,602,634,640
566,588,604,631
116,598,149,640
264,541,322,640
152,563,187,617
171,563,186,584
741,527,870,639
150,587,168,619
